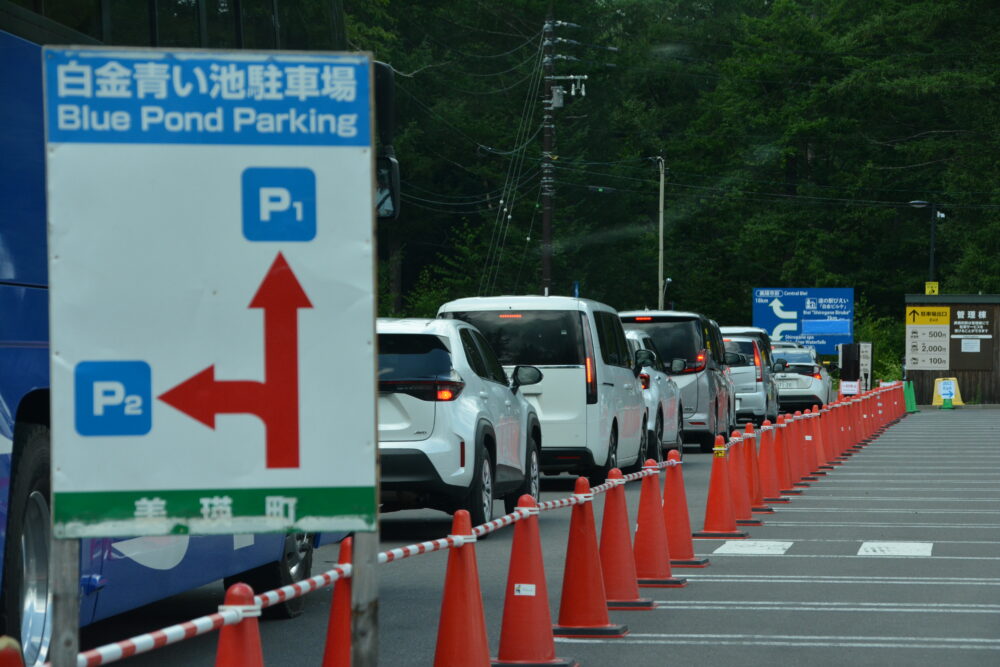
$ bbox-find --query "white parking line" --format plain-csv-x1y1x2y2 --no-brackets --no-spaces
651,601,1000,614
713,540,793,555
857,541,933,556
775,507,997,514
699,553,1000,561
765,521,1000,529
788,495,1000,502
555,634,1000,650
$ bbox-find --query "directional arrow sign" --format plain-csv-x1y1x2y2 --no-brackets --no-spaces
47,47,377,538
770,298,798,320
159,253,311,469
753,288,854,353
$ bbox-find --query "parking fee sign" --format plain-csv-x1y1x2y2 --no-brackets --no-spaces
46,47,377,537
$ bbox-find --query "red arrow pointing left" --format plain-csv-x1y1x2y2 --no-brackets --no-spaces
158,252,312,468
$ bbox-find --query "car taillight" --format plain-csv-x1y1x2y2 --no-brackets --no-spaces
379,380,464,401
812,367,822,380
754,344,763,382
581,312,598,404
640,373,651,390
812,373,822,380
633,316,653,321
499,313,522,318
684,350,707,373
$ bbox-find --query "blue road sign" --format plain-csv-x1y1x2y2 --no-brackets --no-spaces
242,167,317,241
752,288,854,354
75,361,152,436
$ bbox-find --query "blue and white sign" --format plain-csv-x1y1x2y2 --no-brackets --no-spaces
752,287,854,354
46,46,378,539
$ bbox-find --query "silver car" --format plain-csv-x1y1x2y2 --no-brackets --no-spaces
626,330,684,460
773,347,833,410
723,335,780,425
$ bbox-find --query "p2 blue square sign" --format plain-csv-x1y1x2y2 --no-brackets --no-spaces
752,287,854,354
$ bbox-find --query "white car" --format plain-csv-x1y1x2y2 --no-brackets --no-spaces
377,318,543,525
625,330,684,460
438,296,650,484
773,347,833,411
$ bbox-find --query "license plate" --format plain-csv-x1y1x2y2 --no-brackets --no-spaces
778,381,795,389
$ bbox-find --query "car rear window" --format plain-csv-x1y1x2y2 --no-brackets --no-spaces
622,317,703,363
778,350,815,365
444,310,584,365
377,334,453,380
724,339,756,365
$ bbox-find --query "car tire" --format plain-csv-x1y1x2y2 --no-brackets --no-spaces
669,410,685,460
504,437,540,515
466,443,494,527
588,426,618,486
225,532,314,619
646,413,663,464
2,424,52,666
698,431,715,453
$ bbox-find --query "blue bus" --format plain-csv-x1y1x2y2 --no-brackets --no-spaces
0,2,391,663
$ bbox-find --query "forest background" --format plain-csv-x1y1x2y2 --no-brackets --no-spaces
345,0,1000,380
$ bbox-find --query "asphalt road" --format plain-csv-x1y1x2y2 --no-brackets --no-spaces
81,408,1000,666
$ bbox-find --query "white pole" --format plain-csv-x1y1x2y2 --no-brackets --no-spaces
657,157,665,310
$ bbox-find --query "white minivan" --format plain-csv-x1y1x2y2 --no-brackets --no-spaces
438,296,651,483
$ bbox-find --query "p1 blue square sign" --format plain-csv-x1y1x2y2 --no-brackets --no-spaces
242,167,317,242
75,361,152,436
752,287,854,354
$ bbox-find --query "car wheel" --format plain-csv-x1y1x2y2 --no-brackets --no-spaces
225,531,314,619
698,431,715,453
2,424,52,666
466,443,494,526
655,411,664,448
669,410,685,460
647,413,663,464
505,436,540,515
588,426,618,486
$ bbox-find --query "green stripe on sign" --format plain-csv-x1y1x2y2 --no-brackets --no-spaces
53,486,376,537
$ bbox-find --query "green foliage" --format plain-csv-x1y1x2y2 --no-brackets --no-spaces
344,0,1000,331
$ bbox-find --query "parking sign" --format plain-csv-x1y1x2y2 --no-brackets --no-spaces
46,47,377,538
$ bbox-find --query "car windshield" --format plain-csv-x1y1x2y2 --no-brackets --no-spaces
445,310,584,365
378,334,453,380
778,350,815,365
724,340,755,365
624,318,702,363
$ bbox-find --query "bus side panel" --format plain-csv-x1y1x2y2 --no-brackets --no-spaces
0,28,48,287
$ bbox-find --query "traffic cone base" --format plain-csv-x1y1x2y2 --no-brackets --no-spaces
607,597,655,610
693,529,748,539
671,557,710,568
638,576,687,588
751,505,774,513
492,660,579,667
764,496,791,503
553,623,628,638
779,488,803,495
736,518,763,526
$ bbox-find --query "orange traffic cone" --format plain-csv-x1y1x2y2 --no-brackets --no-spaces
215,583,264,667
693,436,748,539
633,460,687,587
321,537,353,667
803,409,828,476
662,450,709,567
435,510,490,667
494,496,577,666
744,424,773,514
0,637,23,667
774,415,802,495
599,469,654,610
757,421,788,503
553,478,628,637
729,430,762,526
812,405,835,471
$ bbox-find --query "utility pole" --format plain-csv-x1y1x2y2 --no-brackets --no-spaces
541,18,555,296
656,156,665,309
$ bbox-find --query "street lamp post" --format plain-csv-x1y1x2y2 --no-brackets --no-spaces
908,200,945,283
656,156,665,309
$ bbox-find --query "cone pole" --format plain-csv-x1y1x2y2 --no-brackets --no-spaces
633,460,687,587
494,496,578,667
729,430,761,526
693,436,748,539
599,468,655,609
435,511,490,667
215,583,264,667
553,478,628,637
744,424,772,513
321,537,353,667
662,450,710,567
758,420,788,503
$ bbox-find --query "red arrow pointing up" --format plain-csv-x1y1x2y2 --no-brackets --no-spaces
159,252,313,469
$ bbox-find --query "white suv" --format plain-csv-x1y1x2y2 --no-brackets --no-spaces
438,296,651,484
377,318,543,525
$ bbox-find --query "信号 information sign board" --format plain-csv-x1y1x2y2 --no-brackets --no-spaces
752,287,854,354
45,46,377,538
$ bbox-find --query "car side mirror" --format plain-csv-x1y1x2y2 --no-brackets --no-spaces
511,365,543,393
724,351,742,366
772,360,787,372
633,349,655,377
670,358,686,374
